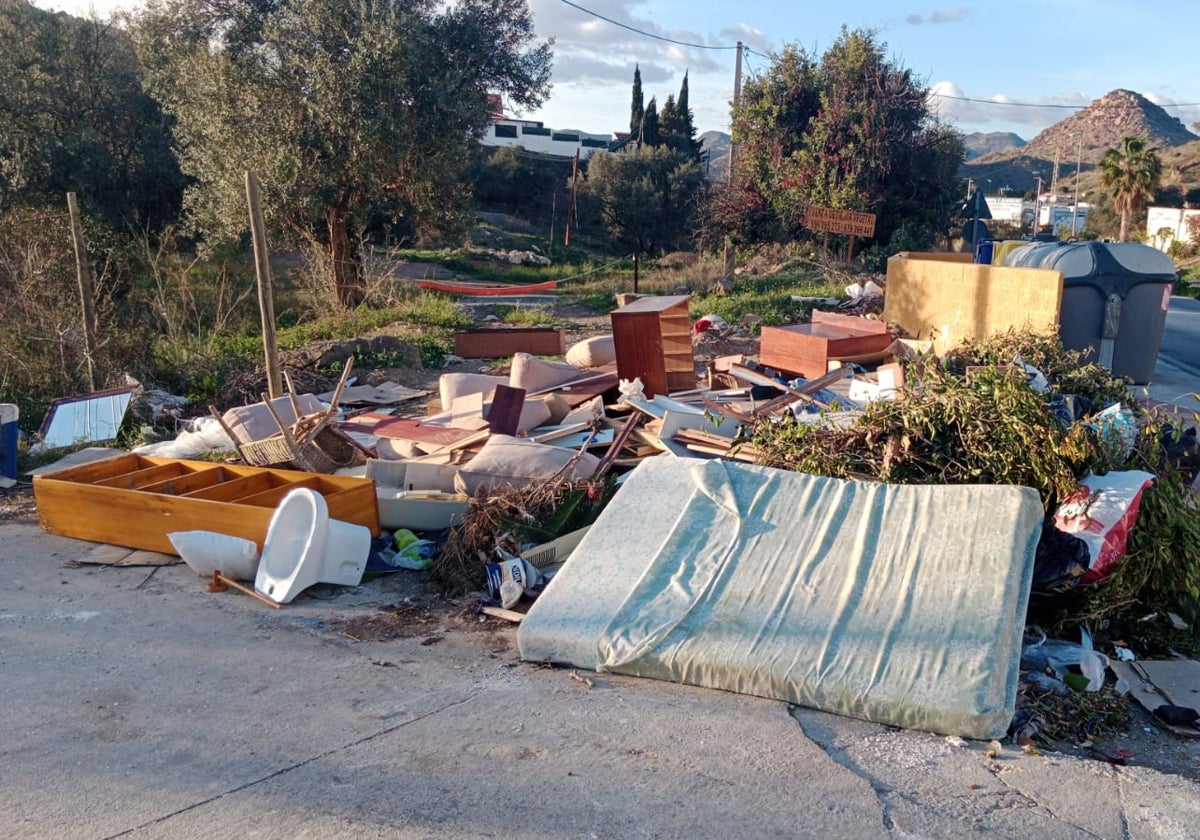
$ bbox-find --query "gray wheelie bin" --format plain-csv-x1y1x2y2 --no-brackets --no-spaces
1004,241,1175,384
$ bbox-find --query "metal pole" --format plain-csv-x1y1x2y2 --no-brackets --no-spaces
1032,175,1043,235
1071,133,1083,235
723,41,743,277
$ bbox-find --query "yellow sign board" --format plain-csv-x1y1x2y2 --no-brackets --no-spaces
803,206,877,238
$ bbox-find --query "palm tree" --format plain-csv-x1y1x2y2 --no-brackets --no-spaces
1098,135,1163,242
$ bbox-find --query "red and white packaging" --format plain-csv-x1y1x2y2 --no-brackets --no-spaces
1053,470,1155,584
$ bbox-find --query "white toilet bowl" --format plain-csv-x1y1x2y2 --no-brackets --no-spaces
255,488,371,604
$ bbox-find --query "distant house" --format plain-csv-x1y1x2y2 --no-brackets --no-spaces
481,94,614,159
1147,206,1200,250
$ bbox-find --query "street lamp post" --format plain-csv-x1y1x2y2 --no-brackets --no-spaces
1031,174,1044,235
1071,133,1084,236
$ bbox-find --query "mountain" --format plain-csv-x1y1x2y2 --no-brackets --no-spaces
963,132,1026,160
961,89,1200,194
699,130,731,178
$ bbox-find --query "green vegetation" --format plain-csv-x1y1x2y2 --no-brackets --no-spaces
710,28,963,255
1098,136,1163,243
131,0,552,308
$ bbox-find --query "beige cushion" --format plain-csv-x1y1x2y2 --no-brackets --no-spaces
565,335,617,369
509,352,581,393
454,435,600,495
438,373,507,411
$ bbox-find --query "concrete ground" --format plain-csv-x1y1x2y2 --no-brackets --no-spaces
2,519,1200,840
5,317,1200,839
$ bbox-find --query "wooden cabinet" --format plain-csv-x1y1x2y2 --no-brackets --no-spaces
34,454,380,554
610,295,695,397
759,311,893,379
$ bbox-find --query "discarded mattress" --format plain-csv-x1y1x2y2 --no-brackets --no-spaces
518,458,1043,739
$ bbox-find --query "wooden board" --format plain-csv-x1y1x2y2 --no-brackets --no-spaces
883,252,1062,355
365,417,476,445
454,327,566,358
34,454,379,555
759,312,893,379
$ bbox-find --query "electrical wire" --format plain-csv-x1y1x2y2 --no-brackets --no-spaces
557,0,738,51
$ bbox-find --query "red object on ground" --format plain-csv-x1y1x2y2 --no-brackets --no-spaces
418,279,557,296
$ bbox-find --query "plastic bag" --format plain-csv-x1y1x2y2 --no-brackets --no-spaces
1031,515,1090,597
1053,470,1154,584
1020,627,1109,692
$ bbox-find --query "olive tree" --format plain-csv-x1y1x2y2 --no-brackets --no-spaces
132,0,552,307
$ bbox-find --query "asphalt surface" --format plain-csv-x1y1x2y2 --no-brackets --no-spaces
3,520,1200,839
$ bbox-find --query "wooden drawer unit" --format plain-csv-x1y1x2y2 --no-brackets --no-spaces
453,326,566,359
33,454,380,555
610,294,695,397
759,311,893,379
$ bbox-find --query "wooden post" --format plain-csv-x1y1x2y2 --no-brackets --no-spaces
633,253,640,293
847,235,856,265
66,192,97,392
565,149,580,247
245,172,282,400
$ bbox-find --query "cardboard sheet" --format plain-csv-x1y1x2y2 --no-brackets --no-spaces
519,458,1042,739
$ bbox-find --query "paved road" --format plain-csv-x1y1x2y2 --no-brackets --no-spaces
2,521,1200,839
1146,296,1200,412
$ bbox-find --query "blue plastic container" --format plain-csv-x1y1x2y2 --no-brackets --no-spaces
0,404,17,482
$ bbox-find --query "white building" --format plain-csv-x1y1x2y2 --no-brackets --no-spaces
481,119,614,159
1146,206,1200,250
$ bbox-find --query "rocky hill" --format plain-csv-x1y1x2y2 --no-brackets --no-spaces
700,130,731,178
961,89,1200,194
964,132,1025,160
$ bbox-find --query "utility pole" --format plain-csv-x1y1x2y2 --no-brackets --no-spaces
1051,143,1061,195
723,40,744,278
565,149,579,247
1071,132,1084,236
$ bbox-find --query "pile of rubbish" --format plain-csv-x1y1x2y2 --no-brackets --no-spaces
19,254,1200,743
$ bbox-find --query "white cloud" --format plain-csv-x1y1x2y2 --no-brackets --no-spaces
928,81,1091,131
906,7,969,25
1143,92,1200,136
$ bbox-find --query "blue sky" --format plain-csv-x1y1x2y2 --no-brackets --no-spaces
37,0,1200,142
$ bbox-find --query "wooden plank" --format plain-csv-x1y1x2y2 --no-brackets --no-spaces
74,544,180,566
139,465,229,496
236,475,323,508
185,472,279,502
882,253,1063,355
487,384,526,436
368,417,475,445
95,461,190,490
454,327,566,358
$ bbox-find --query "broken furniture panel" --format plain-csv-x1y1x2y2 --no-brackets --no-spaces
33,454,379,555
610,294,695,398
882,252,1063,355
759,311,892,379
519,457,1043,739
453,327,566,359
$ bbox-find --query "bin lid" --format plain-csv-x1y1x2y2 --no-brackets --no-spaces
1003,241,1175,279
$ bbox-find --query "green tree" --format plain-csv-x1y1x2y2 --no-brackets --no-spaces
132,0,552,308
579,145,705,254
0,1,183,229
641,98,660,148
674,71,700,159
1099,135,1163,242
630,64,644,137
720,28,962,254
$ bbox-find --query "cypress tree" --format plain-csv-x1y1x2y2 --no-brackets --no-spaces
641,97,660,147
677,71,699,158
630,64,644,136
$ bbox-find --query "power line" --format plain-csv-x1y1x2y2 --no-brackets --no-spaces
932,92,1200,110
557,0,738,51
